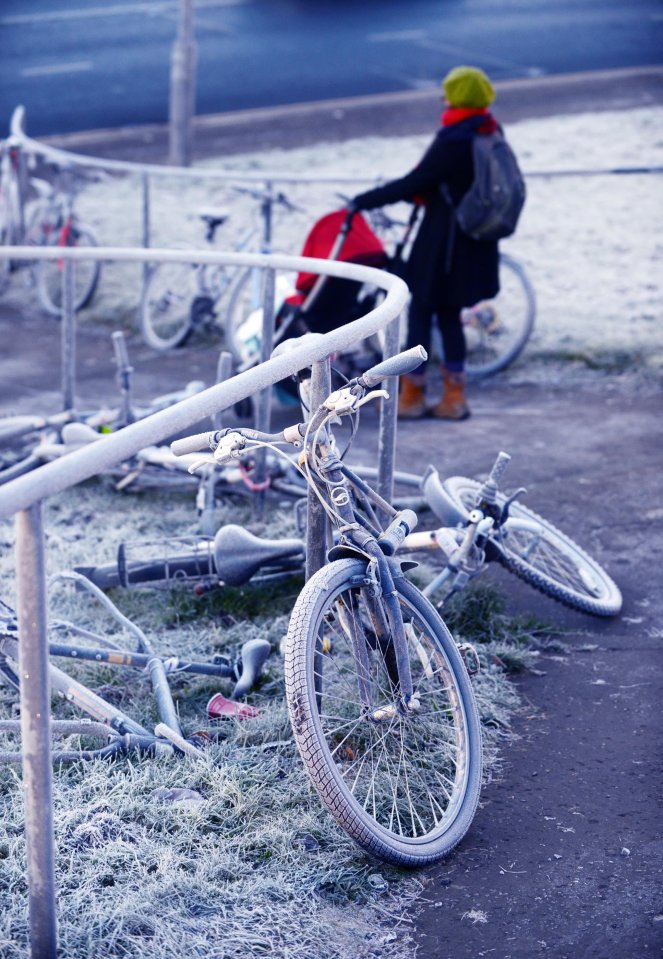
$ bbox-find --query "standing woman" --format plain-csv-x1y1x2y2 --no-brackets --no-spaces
351,65,500,420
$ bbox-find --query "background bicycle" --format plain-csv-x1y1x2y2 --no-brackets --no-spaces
0,149,101,315
414,452,622,617
365,206,537,379
139,185,300,351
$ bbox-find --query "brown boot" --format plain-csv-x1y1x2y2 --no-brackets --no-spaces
397,374,427,419
429,368,470,420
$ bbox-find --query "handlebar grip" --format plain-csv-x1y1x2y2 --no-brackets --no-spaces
359,346,428,388
488,451,511,485
170,431,218,456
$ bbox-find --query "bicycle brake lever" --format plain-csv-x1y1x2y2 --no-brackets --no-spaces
499,487,527,525
187,457,211,475
355,389,389,410
324,387,388,415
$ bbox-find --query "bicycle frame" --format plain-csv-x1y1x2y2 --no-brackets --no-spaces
0,571,268,762
304,425,417,708
174,346,429,712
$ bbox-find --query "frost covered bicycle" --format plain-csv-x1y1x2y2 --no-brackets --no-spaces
417,454,622,617
140,186,298,352
0,150,100,314
173,346,482,866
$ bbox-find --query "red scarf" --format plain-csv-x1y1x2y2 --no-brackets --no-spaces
441,106,497,134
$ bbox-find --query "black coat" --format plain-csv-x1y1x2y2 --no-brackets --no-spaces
353,118,500,310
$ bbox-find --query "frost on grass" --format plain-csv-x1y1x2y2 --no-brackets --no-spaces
461,909,489,924
0,484,537,959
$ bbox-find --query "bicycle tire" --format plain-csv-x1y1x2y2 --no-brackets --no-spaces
223,265,264,367
463,254,536,379
139,262,195,351
224,266,299,370
284,557,482,866
36,223,101,316
442,476,622,616
0,208,13,294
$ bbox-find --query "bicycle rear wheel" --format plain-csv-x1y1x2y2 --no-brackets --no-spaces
463,254,536,378
36,223,101,316
285,558,482,865
140,262,194,351
442,476,622,616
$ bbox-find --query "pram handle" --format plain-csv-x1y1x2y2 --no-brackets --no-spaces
300,209,355,316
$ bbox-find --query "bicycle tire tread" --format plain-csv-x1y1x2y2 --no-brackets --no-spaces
285,559,482,866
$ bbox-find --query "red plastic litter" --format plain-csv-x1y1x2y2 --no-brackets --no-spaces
207,693,261,720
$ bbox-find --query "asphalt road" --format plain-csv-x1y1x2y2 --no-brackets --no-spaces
1,0,662,137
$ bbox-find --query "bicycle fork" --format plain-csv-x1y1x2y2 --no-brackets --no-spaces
341,540,416,719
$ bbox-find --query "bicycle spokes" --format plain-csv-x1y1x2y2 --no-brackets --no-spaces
313,587,468,839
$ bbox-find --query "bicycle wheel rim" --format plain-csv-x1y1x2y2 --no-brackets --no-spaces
36,226,100,316
464,254,536,379
442,476,622,616
140,262,194,350
223,266,262,366
286,559,482,864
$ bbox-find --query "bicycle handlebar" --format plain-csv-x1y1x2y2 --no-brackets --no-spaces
170,431,217,456
172,348,427,456
358,346,427,387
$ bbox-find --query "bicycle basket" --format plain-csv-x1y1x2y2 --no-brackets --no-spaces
117,536,218,589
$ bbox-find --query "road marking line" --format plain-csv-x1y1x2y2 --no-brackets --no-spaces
368,30,426,43
2,0,246,27
21,61,94,78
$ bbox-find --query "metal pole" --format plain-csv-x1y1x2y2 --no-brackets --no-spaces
15,503,58,959
141,171,151,300
169,0,197,167
212,350,233,431
256,182,275,434
376,314,402,507
61,258,76,411
200,350,234,535
305,357,332,580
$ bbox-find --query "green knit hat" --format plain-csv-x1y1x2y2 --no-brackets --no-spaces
442,66,495,108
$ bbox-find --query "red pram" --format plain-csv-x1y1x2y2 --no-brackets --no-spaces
277,208,388,337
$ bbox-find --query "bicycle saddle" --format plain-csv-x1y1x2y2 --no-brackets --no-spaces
198,207,230,241
213,524,304,586
61,422,104,446
421,465,469,527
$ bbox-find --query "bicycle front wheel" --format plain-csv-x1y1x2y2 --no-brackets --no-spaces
285,558,482,866
140,262,195,351
442,476,622,616
463,254,536,378
36,224,101,316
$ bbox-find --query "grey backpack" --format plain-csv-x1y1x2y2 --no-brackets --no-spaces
455,129,526,241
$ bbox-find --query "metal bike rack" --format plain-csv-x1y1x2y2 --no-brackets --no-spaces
0,242,408,959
